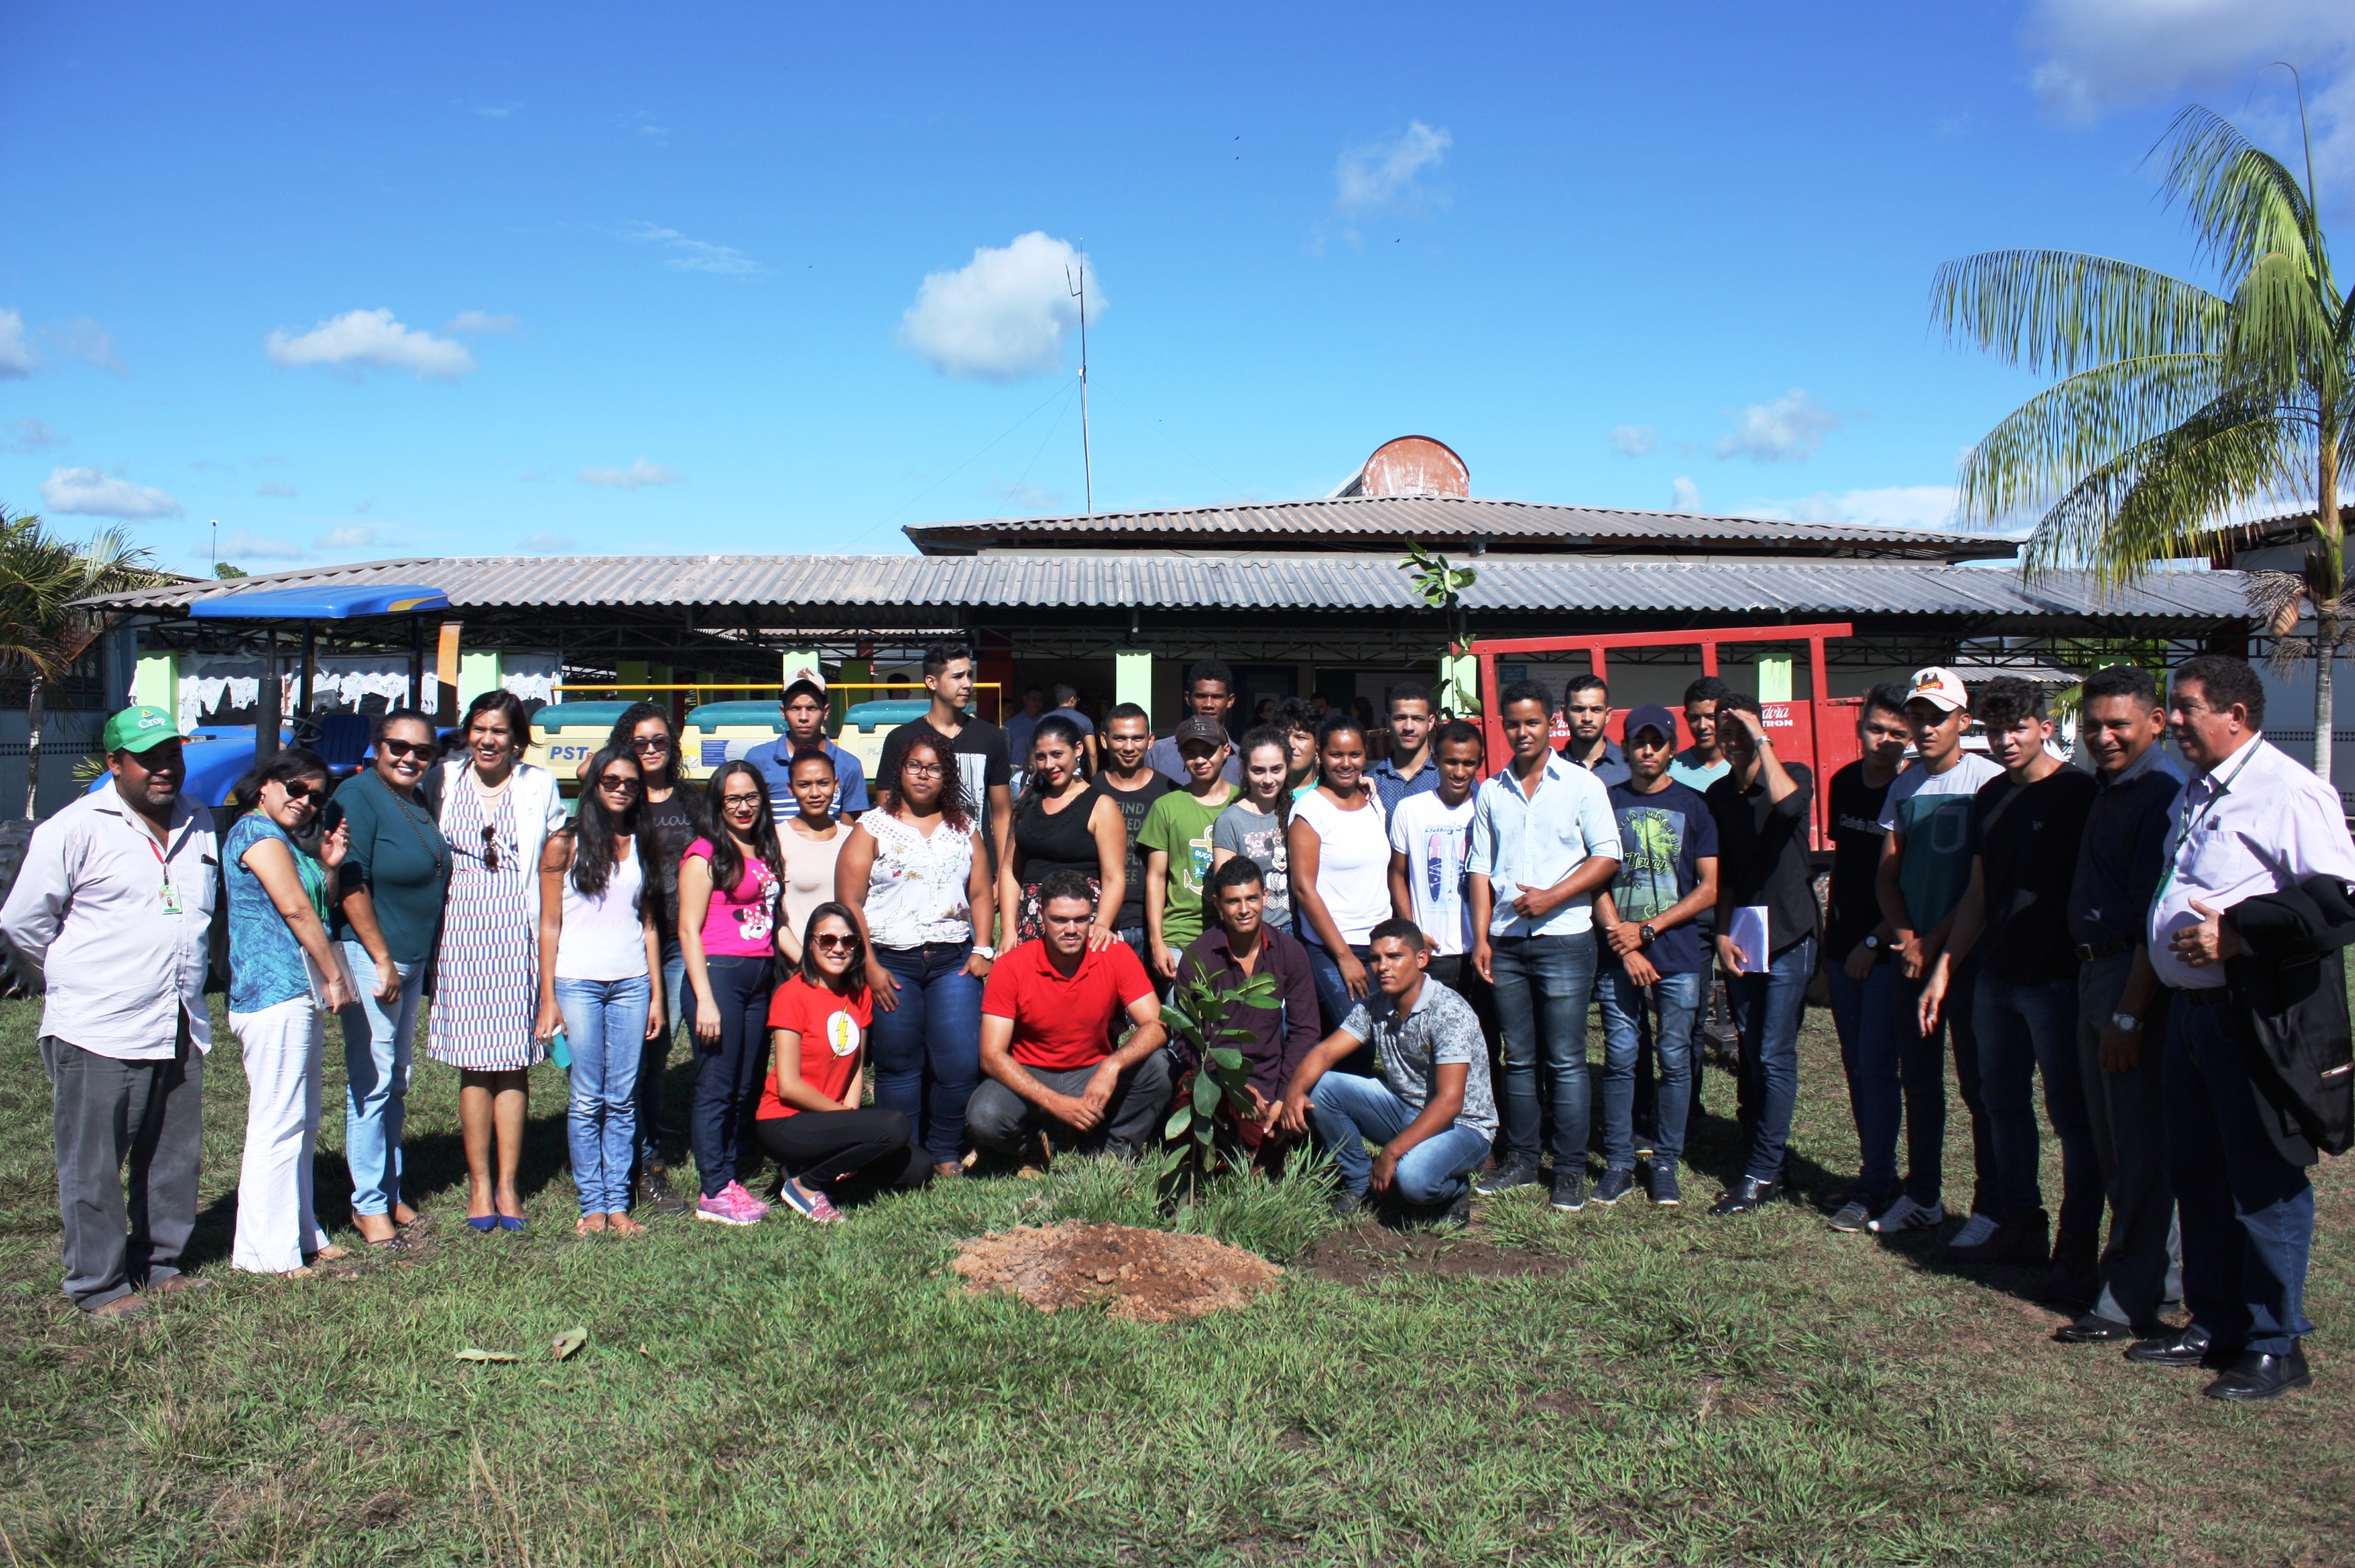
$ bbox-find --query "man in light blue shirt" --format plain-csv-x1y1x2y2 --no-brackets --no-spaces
1468,678,1623,1211
743,679,869,824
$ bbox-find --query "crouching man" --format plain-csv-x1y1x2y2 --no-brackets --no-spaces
969,867,1172,1162
1274,917,1498,1226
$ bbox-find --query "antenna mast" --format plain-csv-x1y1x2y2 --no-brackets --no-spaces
1068,262,1094,515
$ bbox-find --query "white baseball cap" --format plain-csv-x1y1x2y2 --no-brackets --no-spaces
1907,667,1969,713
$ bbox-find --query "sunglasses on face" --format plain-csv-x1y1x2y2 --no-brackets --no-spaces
275,779,321,803
811,932,859,952
629,735,672,753
379,738,430,760
596,773,641,792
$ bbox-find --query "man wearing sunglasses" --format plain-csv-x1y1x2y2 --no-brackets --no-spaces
968,867,1171,1165
746,679,867,826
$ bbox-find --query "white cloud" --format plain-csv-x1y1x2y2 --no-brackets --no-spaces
1608,424,1658,458
620,221,763,276
899,232,1101,382
0,309,36,378
443,310,519,336
265,308,476,379
1741,484,1976,533
1,416,67,452
38,464,183,519
1669,477,1704,512
1335,121,1452,215
256,480,297,498
40,318,125,373
2023,0,2351,119
580,458,681,489
521,532,576,552
218,528,305,561
1714,388,1841,463
314,525,375,549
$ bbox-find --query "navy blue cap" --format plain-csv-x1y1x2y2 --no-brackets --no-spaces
1622,703,1679,745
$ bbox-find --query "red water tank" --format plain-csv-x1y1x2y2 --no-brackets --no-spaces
1355,435,1469,498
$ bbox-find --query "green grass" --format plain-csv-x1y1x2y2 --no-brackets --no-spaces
0,993,2348,1566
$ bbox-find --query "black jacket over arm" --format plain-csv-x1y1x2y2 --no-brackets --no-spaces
2222,875,2355,1165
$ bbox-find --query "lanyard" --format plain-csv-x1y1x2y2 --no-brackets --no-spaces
137,818,182,913
2157,736,2263,899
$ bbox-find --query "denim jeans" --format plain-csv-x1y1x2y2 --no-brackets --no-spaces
336,942,425,1218
1307,1069,1492,1204
1303,938,1376,1037
1487,930,1600,1168
557,973,650,1215
870,942,982,1166
1855,956,1983,1208
635,940,686,1174
1730,935,1815,1184
1596,966,1701,1169
2166,996,2315,1355
1975,971,2100,1232
688,954,776,1198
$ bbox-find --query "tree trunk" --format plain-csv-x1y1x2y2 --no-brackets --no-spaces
2314,434,2342,783
2317,614,2336,782
23,673,43,819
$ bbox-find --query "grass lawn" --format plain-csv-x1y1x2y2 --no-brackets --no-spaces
0,991,2349,1567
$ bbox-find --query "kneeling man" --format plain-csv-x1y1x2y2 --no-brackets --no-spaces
971,867,1171,1160
1275,917,1497,1224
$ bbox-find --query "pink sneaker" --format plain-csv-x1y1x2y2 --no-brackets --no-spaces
695,1192,753,1226
721,1181,770,1223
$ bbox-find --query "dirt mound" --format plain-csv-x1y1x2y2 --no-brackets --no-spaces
951,1222,1280,1321
1300,1226,1576,1287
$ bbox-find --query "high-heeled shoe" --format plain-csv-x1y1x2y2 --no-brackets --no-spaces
466,1216,499,1232
496,1214,525,1232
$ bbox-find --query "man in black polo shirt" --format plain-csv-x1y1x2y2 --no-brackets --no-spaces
2059,663,2185,1342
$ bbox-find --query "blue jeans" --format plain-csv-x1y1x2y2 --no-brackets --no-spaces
336,942,425,1218
1597,966,1700,1168
1855,958,1981,1207
1976,972,2100,1233
688,954,776,1198
870,942,982,1167
557,974,649,1215
1487,930,1600,1168
1307,1069,1492,1204
2166,996,2315,1355
1303,937,1376,1037
1730,936,1815,1184
635,940,686,1174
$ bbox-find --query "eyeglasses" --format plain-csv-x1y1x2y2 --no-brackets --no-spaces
628,736,672,753
596,773,641,792
480,825,500,873
902,761,945,778
379,738,430,760
719,792,763,810
811,933,859,952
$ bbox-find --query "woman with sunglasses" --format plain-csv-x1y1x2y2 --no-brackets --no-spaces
998,715,1125,952
753,903,930,1221
323,708,449,1248
775,748,847,967
535,746,664,1235
225,747,357,1273
835,731,995,1180
422,689,570,1231
679,760,788,1225
598,701,702,1213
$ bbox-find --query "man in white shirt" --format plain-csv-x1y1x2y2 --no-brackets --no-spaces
0,706,218,1319
1388,719,1486,995
2135,656,2355,1401
1467,680,1622,1212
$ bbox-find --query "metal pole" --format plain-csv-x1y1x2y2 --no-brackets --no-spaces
409,615,424,711
1069,264,1093,516
255,628,280,767
299,620,316,734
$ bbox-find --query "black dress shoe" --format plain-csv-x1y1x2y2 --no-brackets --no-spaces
2054,1314,2154,1345
2125,1324,2220,1367
2203,1348,2312,1402
1709,1176,1782,1216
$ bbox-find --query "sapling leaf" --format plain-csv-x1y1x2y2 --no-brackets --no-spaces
1164,1107,1190,1140
1207,1047,1245,1070
1193,1072,1222,1115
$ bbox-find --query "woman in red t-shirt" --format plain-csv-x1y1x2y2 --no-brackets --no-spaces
753,902,930,1219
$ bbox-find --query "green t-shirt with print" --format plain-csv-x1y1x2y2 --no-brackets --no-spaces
1137,784,1239,950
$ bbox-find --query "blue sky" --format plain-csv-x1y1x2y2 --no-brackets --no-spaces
2,2,2350,573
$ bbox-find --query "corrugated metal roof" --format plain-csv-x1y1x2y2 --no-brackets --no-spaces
84,551,2252,623
904,493,2012,557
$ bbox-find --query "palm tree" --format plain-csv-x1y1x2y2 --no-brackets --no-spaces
1931,95,2351,776
0,506,170,817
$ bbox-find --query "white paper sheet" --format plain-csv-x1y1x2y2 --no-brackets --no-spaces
1728,905,1770,975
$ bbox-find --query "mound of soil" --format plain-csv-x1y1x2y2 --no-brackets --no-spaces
1300,1226,1576,1287
951,1222,1280,1322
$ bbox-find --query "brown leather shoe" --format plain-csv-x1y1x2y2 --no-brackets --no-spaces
149,1273,212,1296
88,1293,150,1320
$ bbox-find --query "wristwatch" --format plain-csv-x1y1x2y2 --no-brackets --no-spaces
1863,933,1881,950
1638,924,1656,946
971,943,997,960
2110,1011,2141,1033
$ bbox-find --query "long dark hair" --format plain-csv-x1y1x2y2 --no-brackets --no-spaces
570,746,641,898
704,759,785,898
604,699,683,790
1017,713,1092,815
878,731,969,832
795,901,868,994
1238,723,1294,829
230,746,332,814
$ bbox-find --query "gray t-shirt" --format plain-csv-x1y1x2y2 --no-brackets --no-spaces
1337,978,1497,1138
1210,798,1291,929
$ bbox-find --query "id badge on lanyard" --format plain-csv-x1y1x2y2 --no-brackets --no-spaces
143,829,181,914
2155,740,2260,901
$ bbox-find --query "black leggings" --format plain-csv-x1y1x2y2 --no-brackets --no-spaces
754,1108,932,1189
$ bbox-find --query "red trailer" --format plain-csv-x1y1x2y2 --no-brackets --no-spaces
1472,622,1862,850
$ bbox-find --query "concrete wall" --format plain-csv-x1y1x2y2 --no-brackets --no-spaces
0,709,110,819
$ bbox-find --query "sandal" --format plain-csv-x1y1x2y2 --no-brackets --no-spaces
366,1233,411,1253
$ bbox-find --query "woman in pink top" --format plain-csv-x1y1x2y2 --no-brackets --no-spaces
678,760,786,1225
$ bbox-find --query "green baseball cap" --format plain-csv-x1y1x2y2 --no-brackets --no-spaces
102,705,188,755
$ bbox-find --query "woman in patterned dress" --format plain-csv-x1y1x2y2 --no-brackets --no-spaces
425,691,570,1231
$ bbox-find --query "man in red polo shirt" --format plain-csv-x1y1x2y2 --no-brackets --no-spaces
970,867,1173,1161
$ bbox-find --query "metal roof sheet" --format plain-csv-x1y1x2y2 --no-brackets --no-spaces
82,551,2251,623
903,493,2012,557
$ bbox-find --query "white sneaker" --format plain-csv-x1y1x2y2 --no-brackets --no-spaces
1867,1195,1945,1234
1945,1212,1999,1251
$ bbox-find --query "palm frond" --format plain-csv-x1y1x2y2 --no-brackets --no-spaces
2158,106,2323,290
2228,249,2339,397
1930,250,2227,374
1954,352,2226,524
2021,397,2296,583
